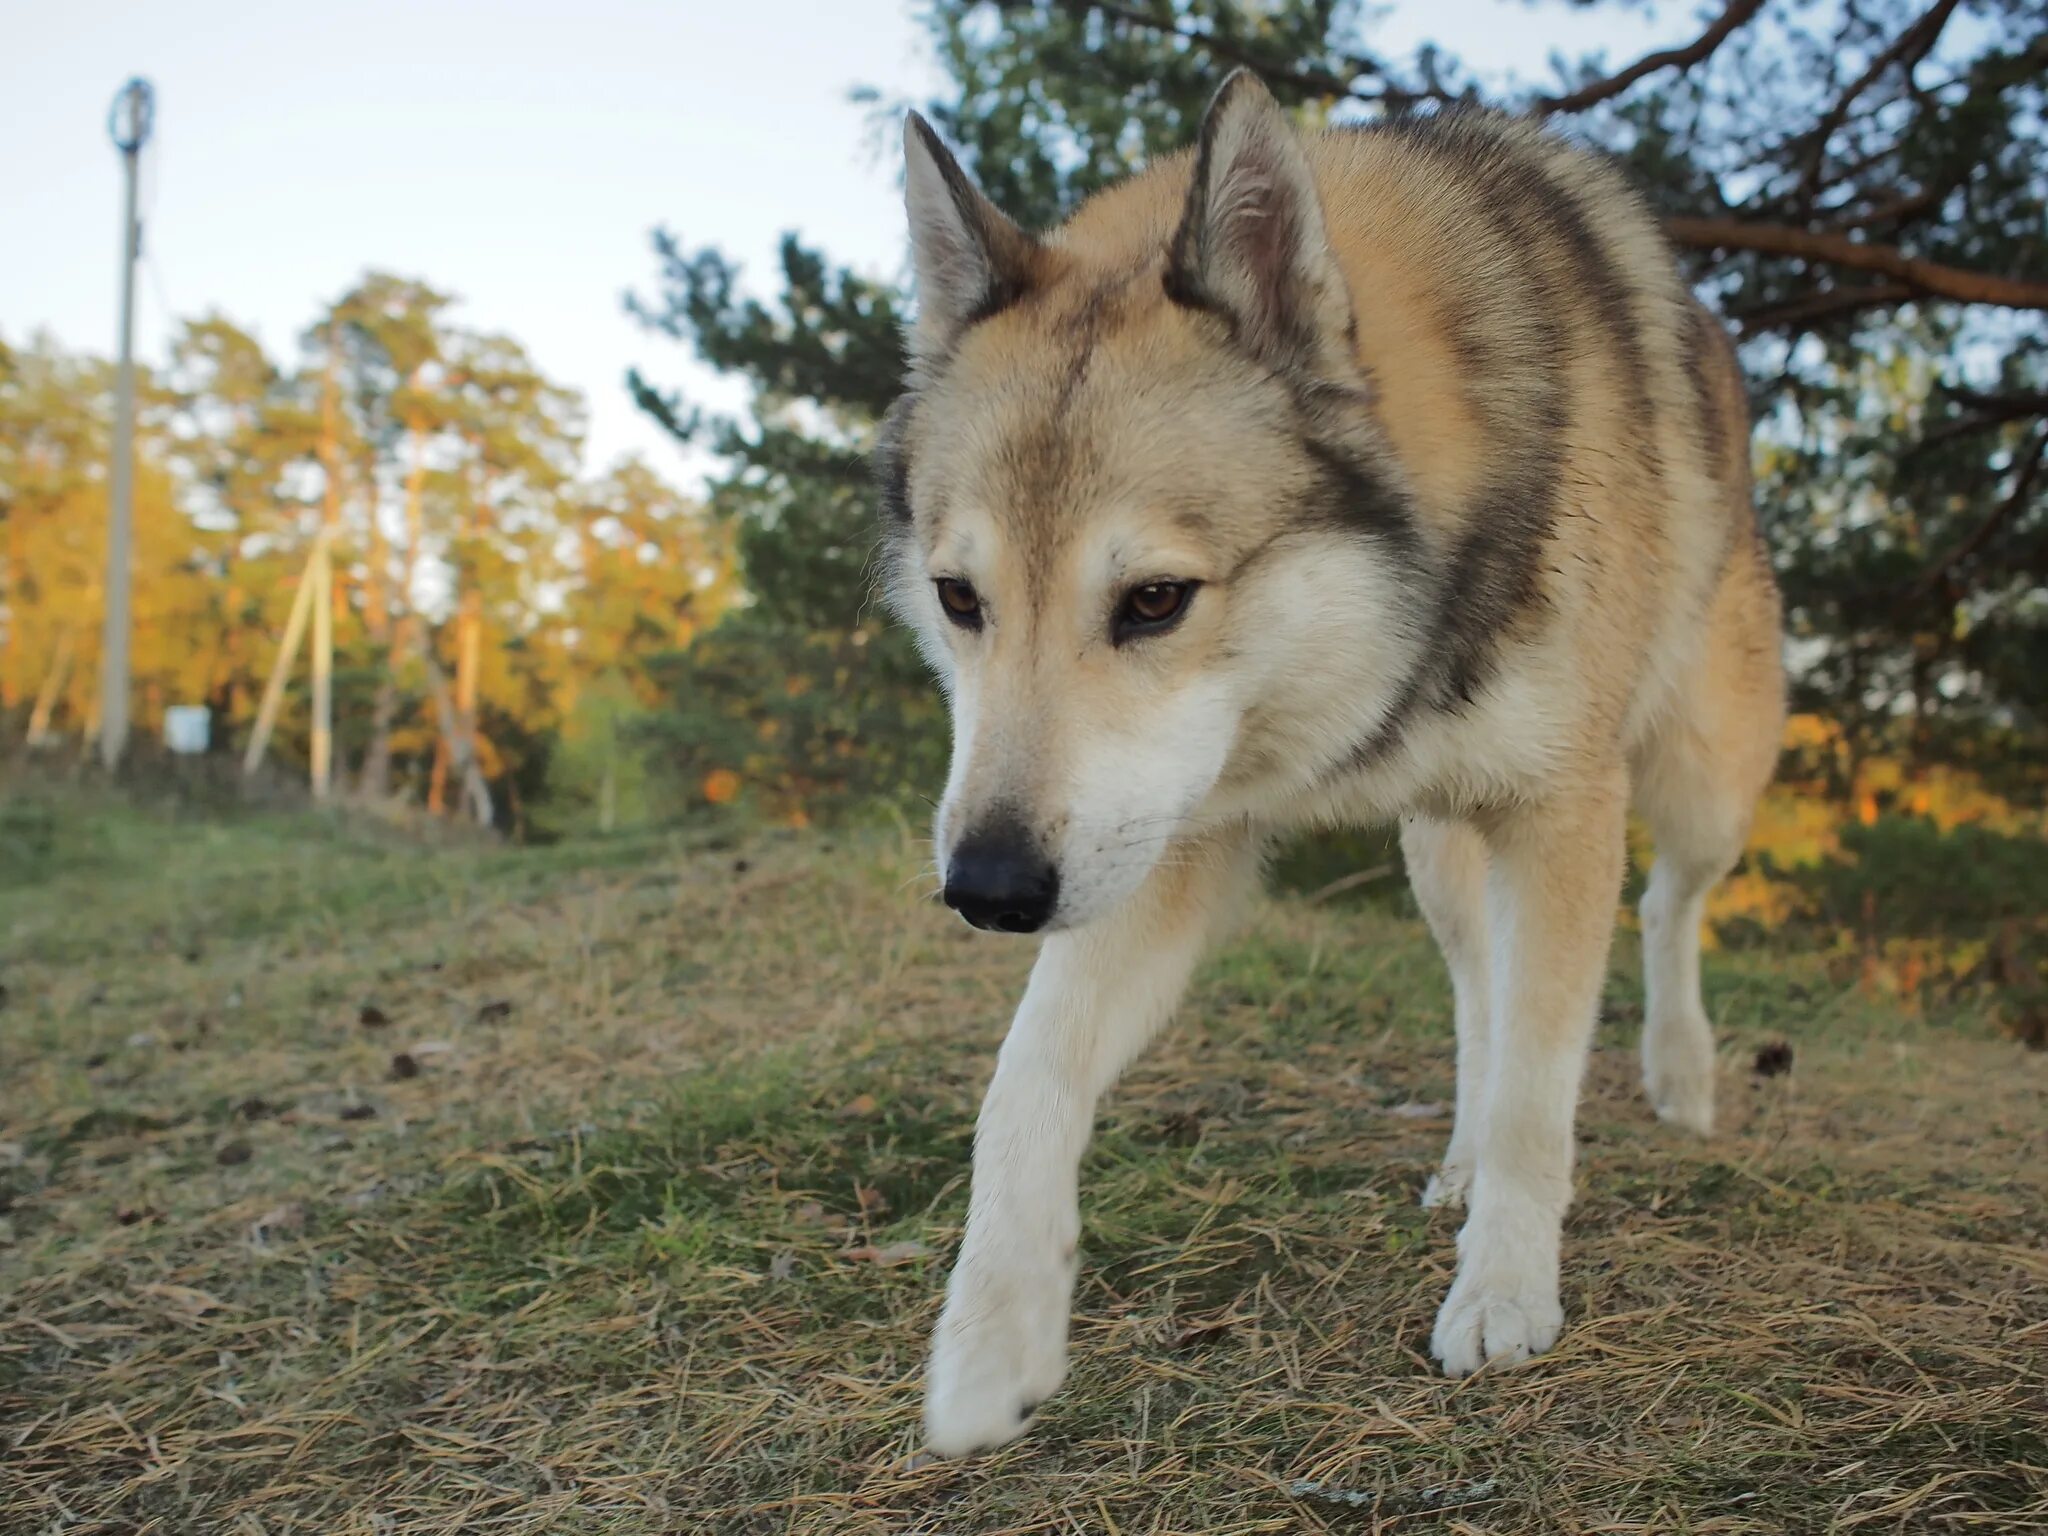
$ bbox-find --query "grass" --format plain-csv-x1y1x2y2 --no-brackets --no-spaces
1,784,2043,1534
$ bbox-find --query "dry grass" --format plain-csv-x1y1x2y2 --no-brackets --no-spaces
2,788,2043,1534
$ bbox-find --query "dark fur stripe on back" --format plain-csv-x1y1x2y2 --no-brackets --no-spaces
1339,116,1566,768
1338,112,1664,772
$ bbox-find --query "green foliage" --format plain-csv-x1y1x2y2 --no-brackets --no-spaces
0,795,58,886
1788,814,2048,945
535,674,657,838
628,235,900,632
636,610,948,825
1264,823,1405,908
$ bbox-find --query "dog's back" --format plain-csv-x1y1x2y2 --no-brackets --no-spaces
1048,112,1777,801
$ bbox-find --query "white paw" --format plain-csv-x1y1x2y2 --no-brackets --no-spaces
1648,1076,1715,1136
1421,1160,1472,1210
1644,1015,1716,1135
1431,1275,1563,1377
922,1255,1073,1457
1430,1214,1563,1377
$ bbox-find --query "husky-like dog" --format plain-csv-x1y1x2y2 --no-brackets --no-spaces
877,71,1785,1455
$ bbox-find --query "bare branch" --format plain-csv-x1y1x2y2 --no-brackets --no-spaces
1947,388,2048,416
1054,1,1458,109
1898,427,2048,608
1665,217,2048,310
1826,183,1950,231
1899,391,2048,463
1731,281,1918,334
1533,0,1765,116
1801,0,1965,200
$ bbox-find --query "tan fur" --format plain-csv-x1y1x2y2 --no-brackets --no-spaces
884,76,1786,1454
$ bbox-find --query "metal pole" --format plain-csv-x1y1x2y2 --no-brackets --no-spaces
99,78,153,771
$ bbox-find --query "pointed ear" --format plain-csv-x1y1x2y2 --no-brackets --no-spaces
1165,70,1355,376
902,112,1039,376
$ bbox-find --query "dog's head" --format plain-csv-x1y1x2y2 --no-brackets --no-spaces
879,73,1422,933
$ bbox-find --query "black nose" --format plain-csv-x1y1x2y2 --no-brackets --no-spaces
943,823,1059,934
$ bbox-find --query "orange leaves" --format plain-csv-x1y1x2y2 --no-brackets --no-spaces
701,768,742,805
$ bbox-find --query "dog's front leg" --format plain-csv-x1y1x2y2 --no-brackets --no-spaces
1431,771,1627,1376
923,834,1253,1456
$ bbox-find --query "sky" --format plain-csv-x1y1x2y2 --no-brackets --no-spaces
1,0,1672,493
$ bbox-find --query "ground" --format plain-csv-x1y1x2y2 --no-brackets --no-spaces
2,789,2043,1534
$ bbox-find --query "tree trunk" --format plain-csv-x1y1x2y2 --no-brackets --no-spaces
1,514,24,712
360,685,400,800
422,644,493,827
310,327,342,800
428,735,448,813
449,443,488,813
359,415,426,800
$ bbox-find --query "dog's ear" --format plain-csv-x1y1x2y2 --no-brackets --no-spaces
1165,70,1354,376
903,113,1039,377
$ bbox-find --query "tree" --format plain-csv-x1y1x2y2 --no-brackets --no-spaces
2,336,111,733
0,334,219,748
326,274,457,797
159,315,310,737
4,285,722,829
627,0,2047,755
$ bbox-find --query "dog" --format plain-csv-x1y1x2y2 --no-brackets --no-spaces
875,70,1785,1457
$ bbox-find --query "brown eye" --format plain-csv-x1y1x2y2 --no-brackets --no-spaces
1115,580,1194,641
935,577,982,628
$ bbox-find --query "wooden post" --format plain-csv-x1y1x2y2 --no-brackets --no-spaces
241,532,323,776
26,628,76,748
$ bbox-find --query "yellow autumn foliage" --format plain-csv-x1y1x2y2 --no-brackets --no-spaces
1632,713,2047,952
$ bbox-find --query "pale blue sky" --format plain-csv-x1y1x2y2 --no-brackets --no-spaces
1,0,1672,490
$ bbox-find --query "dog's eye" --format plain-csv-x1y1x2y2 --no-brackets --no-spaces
935,578,983,629
1115,581,1195,642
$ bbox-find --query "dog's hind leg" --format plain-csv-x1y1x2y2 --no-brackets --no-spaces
922,826,1258,1457
1431,768,1628,1377
1631,770,1742,1136
1401,816,1492,1209
1630,553,1784,1134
